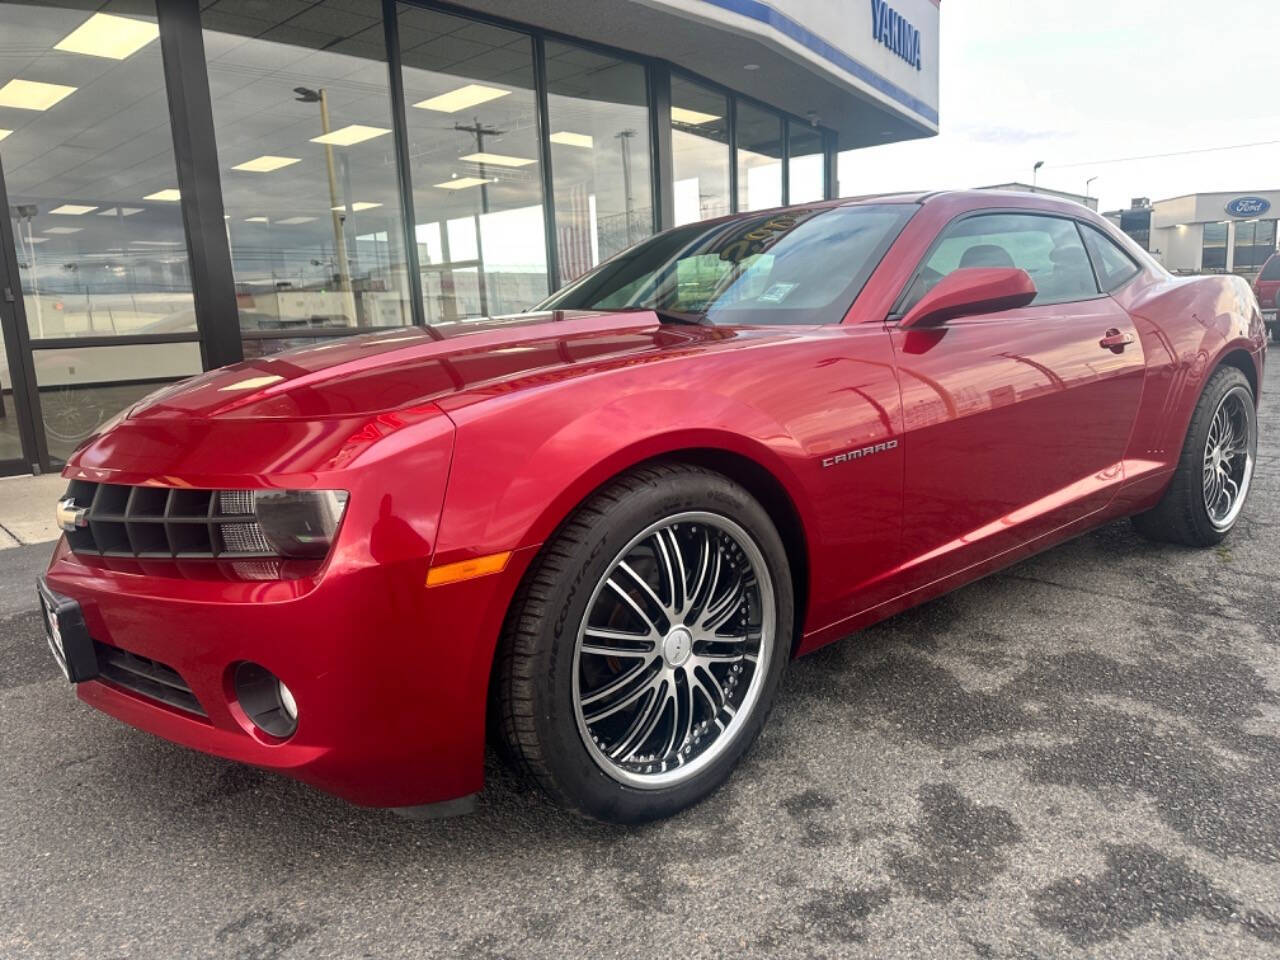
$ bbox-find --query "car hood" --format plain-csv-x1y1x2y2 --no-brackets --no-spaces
125,310,725,421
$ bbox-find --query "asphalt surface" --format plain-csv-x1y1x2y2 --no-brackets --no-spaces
3,357,1279,960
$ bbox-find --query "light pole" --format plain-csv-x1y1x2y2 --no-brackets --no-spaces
295,86,357,326
1084,176,1098,207
1032,160,1044,192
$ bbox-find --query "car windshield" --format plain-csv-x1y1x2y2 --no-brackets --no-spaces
537,203,916,325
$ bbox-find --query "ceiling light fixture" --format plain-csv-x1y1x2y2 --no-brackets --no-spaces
245,216,270,223
0,129,11,142
97,207,143,217
54,12,159,60
232,155,301,173
276,216,318,225
49,204,98,215
0,78,77,111
671,106,721,125
310,124,391,146
332,201,382,212
434,177,493,190
460,151,534,167
413,84,509,113
549,131,593,149
44,226,82,235
144,189,181,201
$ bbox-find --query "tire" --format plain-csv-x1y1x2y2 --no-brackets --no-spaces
494,462,794,823
1132,365,1258,546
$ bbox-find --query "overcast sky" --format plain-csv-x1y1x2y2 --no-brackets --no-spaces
837,0,1280,212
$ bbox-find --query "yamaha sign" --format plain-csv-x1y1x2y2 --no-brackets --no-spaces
1225,196,1271,217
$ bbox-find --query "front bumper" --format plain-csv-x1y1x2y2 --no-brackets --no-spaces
44,537,535,808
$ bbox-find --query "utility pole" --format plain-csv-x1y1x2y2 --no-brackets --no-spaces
1085,176,1098,206
1032,160,1044,192
295,86,357,327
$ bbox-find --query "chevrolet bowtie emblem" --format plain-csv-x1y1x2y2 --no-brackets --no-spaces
55,497,88,533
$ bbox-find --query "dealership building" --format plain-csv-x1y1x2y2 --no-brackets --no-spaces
1106,190,1278,276
0,0,939,477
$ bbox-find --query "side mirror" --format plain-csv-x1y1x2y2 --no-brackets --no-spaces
899,267,1037,328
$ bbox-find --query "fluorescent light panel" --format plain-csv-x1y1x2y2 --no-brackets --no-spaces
460,151,534,168
49,204,97,215
245,216,270,223
232,155,300,173
310,124,390,146
434,177,493,190
549,131,593,149
413,84,509,113
276,216,317,225
98,207,143,217
54,12,158,60
144,189,181,201
671,106,721,125
44,226,82,234
332,201,382,211
0,129,11,143
0,78,77,111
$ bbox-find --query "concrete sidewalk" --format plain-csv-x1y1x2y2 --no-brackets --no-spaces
0,474,63,549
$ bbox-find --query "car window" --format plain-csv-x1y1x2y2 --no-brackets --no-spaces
539,204,917,325
1080,223,1140,291
1260,256,1280,281
901,212,1100,311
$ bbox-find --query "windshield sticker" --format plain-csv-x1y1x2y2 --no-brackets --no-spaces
758,282,797,303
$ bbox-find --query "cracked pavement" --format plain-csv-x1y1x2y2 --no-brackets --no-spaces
1,355,1277,959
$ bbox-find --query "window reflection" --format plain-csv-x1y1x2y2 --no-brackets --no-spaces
397,5,548,321
545,41,653,285
787,120,824,203
736,101,782,212
1202,222,1228,272
0,2,194,341
204,0,413,343
671,77,729,226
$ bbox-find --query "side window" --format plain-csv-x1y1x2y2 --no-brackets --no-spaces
1080,223,1140,291
901,213,1099,311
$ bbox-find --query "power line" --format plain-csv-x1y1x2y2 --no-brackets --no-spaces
1049,138,1280,169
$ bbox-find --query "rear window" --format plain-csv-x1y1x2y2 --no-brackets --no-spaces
1080,223,1141,291
1260,256,1280,281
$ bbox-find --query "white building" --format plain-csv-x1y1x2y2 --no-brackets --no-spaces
1124,191,1280,276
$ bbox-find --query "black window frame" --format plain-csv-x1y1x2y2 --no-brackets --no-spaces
891,209,1108,319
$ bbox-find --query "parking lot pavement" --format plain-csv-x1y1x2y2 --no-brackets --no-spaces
2,358,1277,960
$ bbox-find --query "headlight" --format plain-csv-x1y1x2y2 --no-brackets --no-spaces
251,489,349,559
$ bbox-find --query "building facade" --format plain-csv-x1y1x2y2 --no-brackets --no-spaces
0,0,940,476
1106,190,1278,277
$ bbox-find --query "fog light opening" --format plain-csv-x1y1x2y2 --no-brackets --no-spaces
233,662,298,739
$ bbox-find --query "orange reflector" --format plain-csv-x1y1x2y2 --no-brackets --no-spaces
426,551,511,587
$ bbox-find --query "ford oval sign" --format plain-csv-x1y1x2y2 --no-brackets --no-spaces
1225,196,1271,217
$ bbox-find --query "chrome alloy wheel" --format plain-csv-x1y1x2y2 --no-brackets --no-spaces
1202,384,1257,530
572,511,775,789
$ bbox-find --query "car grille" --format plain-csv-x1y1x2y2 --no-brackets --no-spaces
94,641,206,718
62,480,274,560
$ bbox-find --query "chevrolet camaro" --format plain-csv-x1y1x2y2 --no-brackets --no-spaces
38,191,1265,823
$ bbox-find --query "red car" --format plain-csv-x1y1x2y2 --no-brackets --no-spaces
1254,252,1280,341
39,191,1265,823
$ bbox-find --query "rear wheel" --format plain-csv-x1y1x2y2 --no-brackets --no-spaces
1132,366,1257,546
494,463,793,823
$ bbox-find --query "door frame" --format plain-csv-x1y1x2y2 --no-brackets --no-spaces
0,157,49,476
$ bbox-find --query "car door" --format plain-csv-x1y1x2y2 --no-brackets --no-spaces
888,211,1145,593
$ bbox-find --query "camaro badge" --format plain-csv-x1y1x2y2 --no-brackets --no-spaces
822,438,899,468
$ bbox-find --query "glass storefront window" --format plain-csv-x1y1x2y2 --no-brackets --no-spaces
787,120,825,203
735,101,782,212
203,0,413,345
671,76,729,225
545,41,653,285
1202,221,1228,272
32,341,202,464
0,2,194,341
1232,219,1277,274
396,4,548,321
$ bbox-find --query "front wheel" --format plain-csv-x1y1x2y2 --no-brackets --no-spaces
494,463,794,823
1132,365,1258,546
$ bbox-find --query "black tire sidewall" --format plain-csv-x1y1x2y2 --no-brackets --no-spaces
529,469,794,823
1181,367,1253,543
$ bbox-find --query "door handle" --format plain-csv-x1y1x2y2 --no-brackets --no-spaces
1099,328,1134,351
